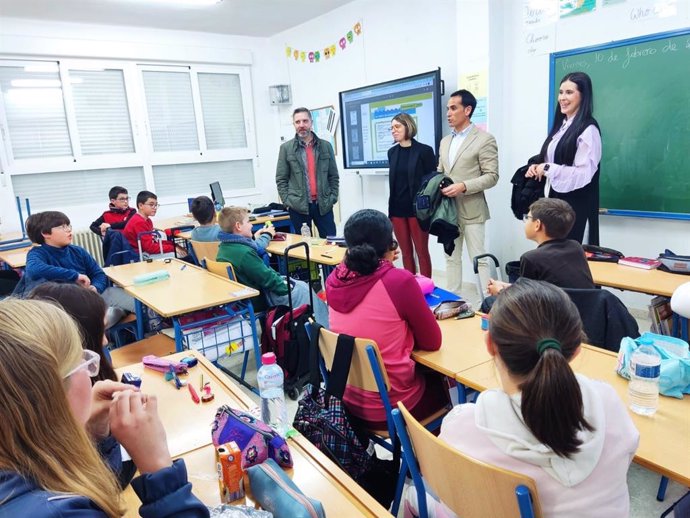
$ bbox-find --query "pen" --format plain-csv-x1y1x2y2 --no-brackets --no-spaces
180,264,187,270
322,253,333,258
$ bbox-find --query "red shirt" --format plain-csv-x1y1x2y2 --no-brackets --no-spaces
305,143,317,201
123,213,174,254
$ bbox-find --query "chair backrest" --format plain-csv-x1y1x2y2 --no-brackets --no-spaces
317,327,391,393
190,240,220,265
203,257,237,281
562,287,640,352
396,402,543,518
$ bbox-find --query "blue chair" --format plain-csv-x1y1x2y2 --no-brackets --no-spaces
311,324,449,515
392,404,542,518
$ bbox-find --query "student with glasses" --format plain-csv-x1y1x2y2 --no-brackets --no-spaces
18,211,135,325
326,209,450,430
123,190,187,259
89,186,137,237
0,298,208,517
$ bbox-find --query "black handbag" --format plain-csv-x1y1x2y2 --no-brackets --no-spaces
510,155,544,220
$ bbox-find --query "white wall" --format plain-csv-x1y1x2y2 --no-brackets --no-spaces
488,0,690,309
0,17,279,233
268,0,459,271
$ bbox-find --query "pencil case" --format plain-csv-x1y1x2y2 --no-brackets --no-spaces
246,458,325,518
142,355,188,374
133,269,170,285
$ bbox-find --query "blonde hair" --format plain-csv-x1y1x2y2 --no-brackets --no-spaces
0,298,123,517
218,206,249,233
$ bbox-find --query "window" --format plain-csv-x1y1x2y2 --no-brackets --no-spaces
142,70,199,152
198,72,247,149
70,68,135,155
0,63,72,159
152,160,254,197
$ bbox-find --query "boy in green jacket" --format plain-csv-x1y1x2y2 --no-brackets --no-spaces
216,207,329,326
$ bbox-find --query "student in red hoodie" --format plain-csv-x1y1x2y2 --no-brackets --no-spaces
326,209,450,429
89,186,136,237
123,191,186,259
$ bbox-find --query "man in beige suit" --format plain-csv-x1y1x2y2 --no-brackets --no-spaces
438,89,499,297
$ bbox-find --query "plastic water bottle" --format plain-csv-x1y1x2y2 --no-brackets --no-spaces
257,353,288,435
628,338,661,416
300,223,312,240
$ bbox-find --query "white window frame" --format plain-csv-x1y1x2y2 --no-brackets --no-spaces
0,57,259,206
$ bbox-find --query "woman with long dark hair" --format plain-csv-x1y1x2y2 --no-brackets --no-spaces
387,113,436,277
326,209,449,429
402,279,639,518
526,72,602,244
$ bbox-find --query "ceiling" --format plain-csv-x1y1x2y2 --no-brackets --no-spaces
0,0,356,37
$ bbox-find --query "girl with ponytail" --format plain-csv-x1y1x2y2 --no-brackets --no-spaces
326,209,450,429
402,279,639,518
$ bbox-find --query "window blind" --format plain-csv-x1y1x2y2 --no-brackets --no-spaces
152,160,254,197
12,167,145,212
142,70,199,152
198,72,247,149
71,69,135,155
0,65,72,159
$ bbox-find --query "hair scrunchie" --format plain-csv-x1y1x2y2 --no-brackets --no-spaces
536,338,562,355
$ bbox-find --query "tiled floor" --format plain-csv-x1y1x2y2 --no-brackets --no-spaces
218,274,687,517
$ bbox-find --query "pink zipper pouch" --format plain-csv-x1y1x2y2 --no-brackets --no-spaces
211,405,293,469
414,274,435,295
247,458,325,518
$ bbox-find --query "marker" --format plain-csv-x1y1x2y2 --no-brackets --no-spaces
188,383,200,404
180,264,187,271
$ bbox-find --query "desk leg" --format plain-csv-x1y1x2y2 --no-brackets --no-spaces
173,317,184,352
134,299,145,340
456,383,468,404
656,476,669,501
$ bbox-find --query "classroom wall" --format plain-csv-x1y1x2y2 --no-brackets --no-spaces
0,17,279,232
489,0,690,309
267,0,459,273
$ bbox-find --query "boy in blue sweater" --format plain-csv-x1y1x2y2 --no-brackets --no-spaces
23,211,135,321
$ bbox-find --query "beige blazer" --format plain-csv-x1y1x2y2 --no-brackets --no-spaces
437,125,499,224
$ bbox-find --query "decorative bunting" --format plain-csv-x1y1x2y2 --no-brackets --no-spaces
284,21,362,64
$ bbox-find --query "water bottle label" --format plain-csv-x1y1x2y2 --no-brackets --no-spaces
634,363,660,378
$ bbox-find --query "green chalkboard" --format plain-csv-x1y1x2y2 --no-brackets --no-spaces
550,29,690,219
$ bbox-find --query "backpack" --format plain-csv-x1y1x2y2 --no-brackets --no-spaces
658,249,690,275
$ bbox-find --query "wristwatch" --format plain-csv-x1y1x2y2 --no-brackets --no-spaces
543,163,550,172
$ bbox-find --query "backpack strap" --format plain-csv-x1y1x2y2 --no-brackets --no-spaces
307,322,356,401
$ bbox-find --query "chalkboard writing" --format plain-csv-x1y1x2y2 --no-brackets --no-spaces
549,29,690,219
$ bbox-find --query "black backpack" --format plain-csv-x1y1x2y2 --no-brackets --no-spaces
510,156,544,220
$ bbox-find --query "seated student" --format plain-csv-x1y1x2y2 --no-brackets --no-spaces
190,195,220,242
21,211,135,321
216,206,329,327
0,298,209,517
89,186,137,237
28,282,136,487
402,279,639,518
123,190,186,259
486,198,594,303
325,209,449,430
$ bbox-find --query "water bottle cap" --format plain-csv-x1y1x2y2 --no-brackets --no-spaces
261,352,277,365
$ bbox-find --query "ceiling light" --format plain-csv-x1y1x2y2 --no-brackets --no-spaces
124,0,223,6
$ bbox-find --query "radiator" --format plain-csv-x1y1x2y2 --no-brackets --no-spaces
73,230,104,266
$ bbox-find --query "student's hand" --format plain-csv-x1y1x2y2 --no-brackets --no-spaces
110,391,173,474
99,223,111,235
255,226,275,240
88,285,98,292
440,182,466,198
175,246,188,258
76,274,91,287
487,279,510,296
86,381,138,440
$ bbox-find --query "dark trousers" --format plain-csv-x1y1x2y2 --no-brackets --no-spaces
288,202,336,238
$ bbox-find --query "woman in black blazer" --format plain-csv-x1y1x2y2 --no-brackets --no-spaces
387,113,437,277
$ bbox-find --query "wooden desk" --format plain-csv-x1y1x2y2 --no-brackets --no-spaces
0,245,33,268
412,315,490,377
589,261,688,298
153,214,197,232
119,352,389,518
162,214,292,240
104,258,192,287
265,233,346,267
456,346,690,487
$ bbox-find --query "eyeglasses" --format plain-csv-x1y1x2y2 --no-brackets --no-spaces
144,202,160,208
389,239,399,251
52,224,72,232
522,214,535,221
115,196,130,202
64,349,100,379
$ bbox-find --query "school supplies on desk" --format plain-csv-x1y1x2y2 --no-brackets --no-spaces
133,269,171,285
142,354,188,374
619,256,662,270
